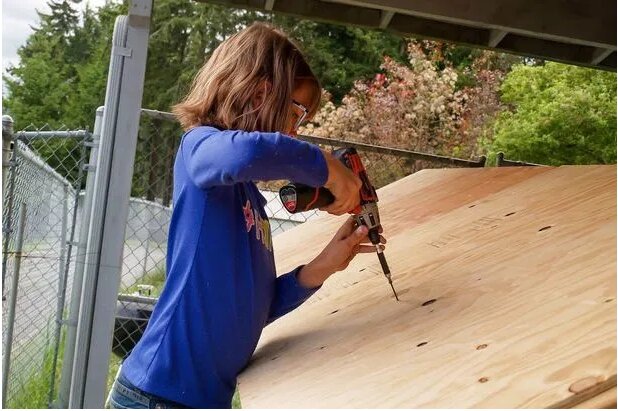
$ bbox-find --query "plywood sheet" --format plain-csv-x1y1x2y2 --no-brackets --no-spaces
238,165,616,408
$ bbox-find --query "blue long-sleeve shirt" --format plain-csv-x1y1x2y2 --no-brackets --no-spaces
121,126,329,408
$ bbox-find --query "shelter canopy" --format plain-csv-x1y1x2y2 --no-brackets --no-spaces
197,0,617,71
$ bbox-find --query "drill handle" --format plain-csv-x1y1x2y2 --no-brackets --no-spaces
279,183,335,214
279,147,376,214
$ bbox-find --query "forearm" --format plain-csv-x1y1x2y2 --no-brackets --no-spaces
184,128,329,188
267,266,322,324
297,257,335,288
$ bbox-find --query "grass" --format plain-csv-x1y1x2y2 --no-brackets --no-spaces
5,268,242,409
6,331,64,409
122,267,167,296
103,267,166,400
232,388,242,408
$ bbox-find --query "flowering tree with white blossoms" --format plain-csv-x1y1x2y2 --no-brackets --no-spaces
301,40,511,162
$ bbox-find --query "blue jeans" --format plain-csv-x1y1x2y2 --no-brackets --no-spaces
109,373,188,409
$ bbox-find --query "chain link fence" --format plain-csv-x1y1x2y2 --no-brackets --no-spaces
107,109,487,394
2,122,90,408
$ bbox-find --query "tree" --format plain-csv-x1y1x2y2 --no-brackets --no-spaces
271,17,407,102
484,62,617,165
302,40,513,158
3,1,81,128
64,1,128,127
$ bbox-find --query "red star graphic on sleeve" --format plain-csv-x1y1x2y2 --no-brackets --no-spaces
243,200,255,232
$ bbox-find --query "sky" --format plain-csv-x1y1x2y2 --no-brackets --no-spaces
2,0,108,81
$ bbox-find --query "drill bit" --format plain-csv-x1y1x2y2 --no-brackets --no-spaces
375,245,399,301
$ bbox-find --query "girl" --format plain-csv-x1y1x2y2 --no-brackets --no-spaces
110,22,385,408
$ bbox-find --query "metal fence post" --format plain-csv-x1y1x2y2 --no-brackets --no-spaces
2,115,13,205
70,0,152,407
2,203,27,408
2,125,19,300
68,14,129,402
2,115,15,296
48,182,69,406
58,108,103,408
141,206,152,279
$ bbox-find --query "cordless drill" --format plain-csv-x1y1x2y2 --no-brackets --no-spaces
279,147,399,301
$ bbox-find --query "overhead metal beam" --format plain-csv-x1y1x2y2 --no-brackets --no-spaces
197,0,617,70
498,34,600,66
488,29,508,48
388,13,486,46
379,10,394,29
598,51,616,69
591,48,615,65
326,0,616,49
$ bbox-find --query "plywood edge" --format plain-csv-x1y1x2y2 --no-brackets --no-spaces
572,386,617,409
548,375,617,409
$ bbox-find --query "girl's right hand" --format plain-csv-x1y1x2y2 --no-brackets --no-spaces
320,151,362,215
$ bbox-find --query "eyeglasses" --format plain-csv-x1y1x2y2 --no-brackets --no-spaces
291,100,309,132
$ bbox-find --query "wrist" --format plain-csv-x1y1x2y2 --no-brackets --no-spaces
297,259,334,288
321,151,336,188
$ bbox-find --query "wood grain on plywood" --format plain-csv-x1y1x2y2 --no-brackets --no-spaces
239,165,616,408
571,385,617,408
549,374,617,408
273,166,550,302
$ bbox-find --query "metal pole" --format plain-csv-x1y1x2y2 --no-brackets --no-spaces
13,130,89,140
72,0,152,406
298,134,487,168
69,14,129,402
141,207,151,279
58,107,103,408
2,203,27,407
2,115,14,206
2,131,18,298
48,182,69,406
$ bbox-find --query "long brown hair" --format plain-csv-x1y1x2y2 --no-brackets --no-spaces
173,22,321,132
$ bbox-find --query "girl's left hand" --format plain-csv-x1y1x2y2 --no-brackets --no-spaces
297,217,386,288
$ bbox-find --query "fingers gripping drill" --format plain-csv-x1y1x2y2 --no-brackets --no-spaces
279,147,399,301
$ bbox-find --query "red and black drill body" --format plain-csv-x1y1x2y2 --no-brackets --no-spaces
279,147,398,300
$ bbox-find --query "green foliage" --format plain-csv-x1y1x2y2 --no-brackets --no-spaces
3,0,124,129
7,330,65,409
106,353,123,400
232,388,242,408
122,267,167,296
485,62,617,165
4,0,406,129
272,18,407,102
